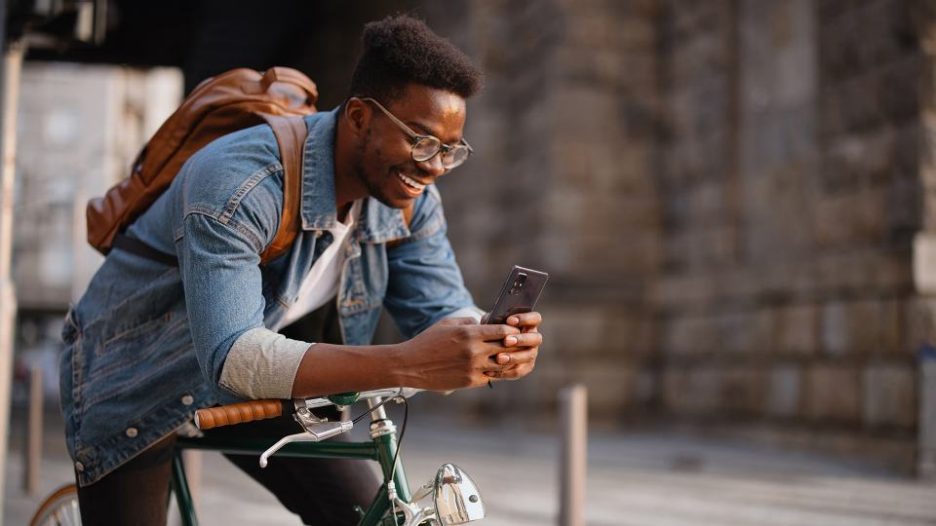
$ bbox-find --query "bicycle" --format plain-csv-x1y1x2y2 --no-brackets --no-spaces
30,388,486,526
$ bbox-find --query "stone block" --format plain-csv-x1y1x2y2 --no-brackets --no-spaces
576,363,639,416
842,75,884,131
540,304,655,359
803,364,861,423
905,297,936,351
663,367,720,415
821,300,884,355
878,55,921,124
767,365,802,417
814,251,912,296
863,363,917,428
855,0,913,68
894,122,918,179
663,365,767,417
775,304,819,355
814,186,889,247
663,314,720,355
721,309,775,355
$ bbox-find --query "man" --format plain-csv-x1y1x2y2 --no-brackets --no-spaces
60,14,543,525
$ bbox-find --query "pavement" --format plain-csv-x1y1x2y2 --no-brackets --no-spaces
6,406,936,526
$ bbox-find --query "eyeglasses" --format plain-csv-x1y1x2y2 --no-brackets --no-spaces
359,97,473,170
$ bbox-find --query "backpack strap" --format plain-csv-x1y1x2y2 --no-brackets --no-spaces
260,114,307,264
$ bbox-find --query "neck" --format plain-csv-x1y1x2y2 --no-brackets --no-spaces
334,114,369,212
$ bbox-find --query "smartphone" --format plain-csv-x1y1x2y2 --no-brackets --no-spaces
485,265,549,325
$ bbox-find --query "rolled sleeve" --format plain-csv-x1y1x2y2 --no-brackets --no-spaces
219,327,310,399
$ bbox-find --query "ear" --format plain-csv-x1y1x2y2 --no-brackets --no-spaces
343,98,371,138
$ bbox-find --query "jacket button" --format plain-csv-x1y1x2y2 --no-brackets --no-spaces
75,461,84,472
125,427,138,438
181,395,194,406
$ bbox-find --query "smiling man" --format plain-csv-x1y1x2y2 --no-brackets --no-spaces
60,14,544,525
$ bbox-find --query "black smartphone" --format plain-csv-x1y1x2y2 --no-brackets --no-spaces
485,265,549,325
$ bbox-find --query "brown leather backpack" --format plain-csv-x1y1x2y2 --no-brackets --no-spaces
86,67,318,264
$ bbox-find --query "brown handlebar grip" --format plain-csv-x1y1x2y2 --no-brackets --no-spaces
195,400,284,430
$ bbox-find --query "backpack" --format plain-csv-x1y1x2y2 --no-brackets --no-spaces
86,67,318,264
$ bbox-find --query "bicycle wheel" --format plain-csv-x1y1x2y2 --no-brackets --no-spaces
30,483,81,526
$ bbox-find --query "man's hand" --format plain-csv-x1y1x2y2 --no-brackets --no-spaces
487,311,542,383
393,316,539,390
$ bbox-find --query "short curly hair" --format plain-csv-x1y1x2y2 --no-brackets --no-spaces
349,15,483,103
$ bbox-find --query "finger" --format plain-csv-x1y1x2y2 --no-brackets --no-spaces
485,362,533,380
507,311,542,328
498,348,537,366
485,348,536,372
503,332,543,348
472,324,521,340
438,316,478,327
500,363,534,379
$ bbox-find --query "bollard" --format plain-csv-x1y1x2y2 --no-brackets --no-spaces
23,366,42,496
559,384,587,526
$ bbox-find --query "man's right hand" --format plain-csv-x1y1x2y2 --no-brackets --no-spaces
392,317,531,390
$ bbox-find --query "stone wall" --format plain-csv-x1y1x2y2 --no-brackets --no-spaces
424,0,928,470
657,0,921,470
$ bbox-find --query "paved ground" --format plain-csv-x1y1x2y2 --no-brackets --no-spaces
6,407,936,525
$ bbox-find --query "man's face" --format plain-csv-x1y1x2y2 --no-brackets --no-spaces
353,84,467,209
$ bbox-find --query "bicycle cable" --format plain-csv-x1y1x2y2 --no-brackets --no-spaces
348,388,410,520
387,396,409,524
350,392,399,424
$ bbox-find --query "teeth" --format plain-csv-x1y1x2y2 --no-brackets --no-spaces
397,172,425,191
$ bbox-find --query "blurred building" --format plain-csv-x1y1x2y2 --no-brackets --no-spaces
12,64,181,399
8,0,936,474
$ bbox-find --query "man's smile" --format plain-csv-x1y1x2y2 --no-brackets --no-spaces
394,169,427,196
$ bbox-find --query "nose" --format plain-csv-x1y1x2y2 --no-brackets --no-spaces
416,152,446,178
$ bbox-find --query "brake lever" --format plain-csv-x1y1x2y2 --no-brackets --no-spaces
259,420,353,468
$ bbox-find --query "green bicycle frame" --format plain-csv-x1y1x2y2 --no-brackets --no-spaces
170,427,412,526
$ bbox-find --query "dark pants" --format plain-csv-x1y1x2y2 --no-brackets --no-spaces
75,299,379,525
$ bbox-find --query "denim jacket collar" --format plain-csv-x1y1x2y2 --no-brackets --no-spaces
301,108,410,243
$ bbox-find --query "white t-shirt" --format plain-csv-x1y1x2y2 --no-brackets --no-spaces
281,199,362,326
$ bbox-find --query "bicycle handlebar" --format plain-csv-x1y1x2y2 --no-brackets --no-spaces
194,399,286,430
193,388,422,430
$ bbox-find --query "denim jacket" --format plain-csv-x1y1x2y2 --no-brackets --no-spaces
60,108,477,486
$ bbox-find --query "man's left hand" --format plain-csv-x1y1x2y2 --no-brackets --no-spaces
488,311,542,381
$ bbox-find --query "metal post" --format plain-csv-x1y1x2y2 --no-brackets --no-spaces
559,385,587,526
23,367,42,495
0,41,25,524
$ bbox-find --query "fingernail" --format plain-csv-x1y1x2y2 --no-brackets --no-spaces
505,336,517,346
